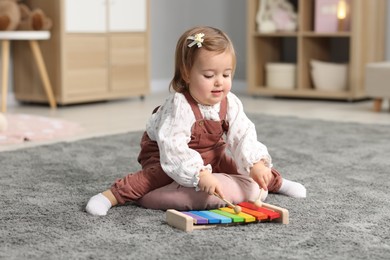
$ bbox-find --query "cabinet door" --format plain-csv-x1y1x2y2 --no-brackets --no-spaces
63,35,108,99
108,0,147,32
65,0,107,33
110,35,147,93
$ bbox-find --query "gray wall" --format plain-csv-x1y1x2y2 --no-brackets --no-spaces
150,0,247,84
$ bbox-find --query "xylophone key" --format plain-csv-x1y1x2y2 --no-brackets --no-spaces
182,212,208,224
238,202,280,220
239,207,269,221
209,209,245,223
218,207,257,223
189,210,232,224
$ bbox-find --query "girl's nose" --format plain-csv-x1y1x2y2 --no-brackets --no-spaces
214,76,223,87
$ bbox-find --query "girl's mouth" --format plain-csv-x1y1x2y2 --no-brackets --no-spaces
211,90,223,97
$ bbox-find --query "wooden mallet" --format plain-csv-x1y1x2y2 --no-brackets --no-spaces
214,192,241,214
254,188,264,207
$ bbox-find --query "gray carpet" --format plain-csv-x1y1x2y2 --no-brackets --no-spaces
1,114,390,260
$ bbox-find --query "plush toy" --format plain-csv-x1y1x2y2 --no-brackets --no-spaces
18,3,52,31
0,0,21,31
0,113,7,132
0,0,52,31
269,0,298,31
256,0,298,33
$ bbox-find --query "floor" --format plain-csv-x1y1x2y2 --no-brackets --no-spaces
1,90,389,152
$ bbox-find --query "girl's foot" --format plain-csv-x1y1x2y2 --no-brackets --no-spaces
85,193,112,216
278,179,306,198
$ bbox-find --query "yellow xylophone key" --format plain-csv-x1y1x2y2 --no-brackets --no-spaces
219,207,256,223
209,209,244,223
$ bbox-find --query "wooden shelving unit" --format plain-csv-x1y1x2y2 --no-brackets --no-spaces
247,0,387,100
12,0,150,105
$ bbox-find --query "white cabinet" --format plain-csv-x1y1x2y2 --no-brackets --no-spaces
65,0,106,32
13,0,150,105
65,0,146,33
109,0,146,32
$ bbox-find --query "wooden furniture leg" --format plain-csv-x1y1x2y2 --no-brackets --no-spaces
373,98,383,112
1,40,10,113
29,40,57,109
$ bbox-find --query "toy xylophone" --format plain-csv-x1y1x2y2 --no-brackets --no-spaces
166,202,289,232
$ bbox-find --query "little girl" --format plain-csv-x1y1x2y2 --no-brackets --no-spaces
86,26,306,216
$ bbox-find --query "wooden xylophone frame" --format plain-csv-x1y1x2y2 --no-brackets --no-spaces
166,202,289,232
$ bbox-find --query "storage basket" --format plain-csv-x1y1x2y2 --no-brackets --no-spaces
310,60,348,91
265,63,296,89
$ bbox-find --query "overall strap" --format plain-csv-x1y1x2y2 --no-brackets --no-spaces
219,97,227,121
183,91,228,121
183,91,203,120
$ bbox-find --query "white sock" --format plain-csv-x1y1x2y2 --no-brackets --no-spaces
85,193,112,216
278,178,307,198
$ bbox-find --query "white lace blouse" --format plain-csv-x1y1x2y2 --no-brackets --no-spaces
146,92,272,188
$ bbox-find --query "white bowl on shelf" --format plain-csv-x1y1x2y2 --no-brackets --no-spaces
310,60,348,91
265,63,296,89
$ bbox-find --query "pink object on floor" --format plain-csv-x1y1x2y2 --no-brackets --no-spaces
0,114,83,145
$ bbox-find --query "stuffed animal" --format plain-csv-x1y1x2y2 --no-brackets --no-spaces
256,0,298,33
18,3,52,31
269,0,298,31
0,113,7,132
0,0,52,31
0,0,21,31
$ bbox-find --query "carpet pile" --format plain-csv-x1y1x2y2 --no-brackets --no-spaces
1,114,389,259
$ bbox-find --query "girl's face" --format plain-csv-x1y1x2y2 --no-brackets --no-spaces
187,49,233,106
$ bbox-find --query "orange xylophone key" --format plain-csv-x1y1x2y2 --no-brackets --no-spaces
239,207,269,221
239,202,280,220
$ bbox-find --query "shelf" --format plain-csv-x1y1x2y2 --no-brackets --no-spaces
247,0,387,100
253,32,351,37
301,32,351,37
249,87,365,100
0,31,50,40
252,32,298,37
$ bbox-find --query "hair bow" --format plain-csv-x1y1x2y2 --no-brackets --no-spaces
187,33,205,48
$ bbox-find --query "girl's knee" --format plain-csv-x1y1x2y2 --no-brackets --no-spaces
219,175,260,204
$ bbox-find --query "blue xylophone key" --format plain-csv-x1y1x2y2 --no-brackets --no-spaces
189,210,232,224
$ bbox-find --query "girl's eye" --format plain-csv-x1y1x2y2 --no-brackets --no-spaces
223,74,230,78
204,75,213,79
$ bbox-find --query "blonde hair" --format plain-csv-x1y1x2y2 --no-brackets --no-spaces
170,26,236,93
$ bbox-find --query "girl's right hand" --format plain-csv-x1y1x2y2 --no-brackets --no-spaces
198,170,224,197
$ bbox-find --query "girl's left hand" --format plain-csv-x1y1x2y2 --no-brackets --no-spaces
249,160,272,191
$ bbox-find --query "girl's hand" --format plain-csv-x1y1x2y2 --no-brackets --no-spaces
249,160,272,191
198,170,224,197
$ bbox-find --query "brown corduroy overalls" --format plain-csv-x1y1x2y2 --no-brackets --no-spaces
111,92,282,205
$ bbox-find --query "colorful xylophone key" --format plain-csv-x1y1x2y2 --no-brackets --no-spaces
212,208,256,223
238,202,281,221
166,202,289,232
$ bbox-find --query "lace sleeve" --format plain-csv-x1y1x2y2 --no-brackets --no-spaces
225,93,272,174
